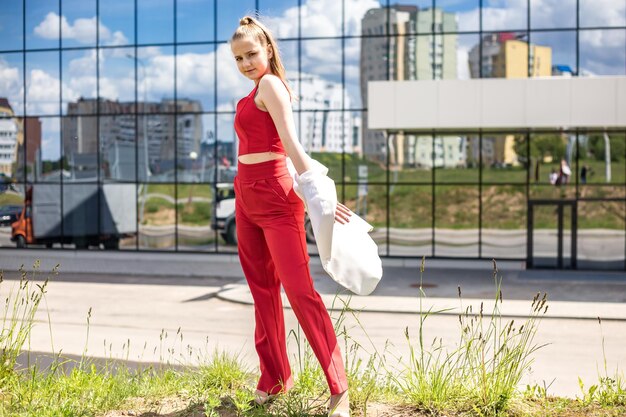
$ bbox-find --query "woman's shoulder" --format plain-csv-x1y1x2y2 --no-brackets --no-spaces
258,74,289,96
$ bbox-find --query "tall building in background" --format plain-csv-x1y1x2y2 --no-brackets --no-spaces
292,74,358,155
468,33,552,167
0,98,18,177
361,6,458,166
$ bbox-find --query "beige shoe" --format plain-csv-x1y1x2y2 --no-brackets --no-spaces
328,390,350,417
250,389,276,408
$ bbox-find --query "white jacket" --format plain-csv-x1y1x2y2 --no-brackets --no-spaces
287,158,382,295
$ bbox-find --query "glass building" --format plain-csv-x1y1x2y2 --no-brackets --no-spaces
0,1,624,269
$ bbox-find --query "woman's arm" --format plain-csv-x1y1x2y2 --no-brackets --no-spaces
258,75,311,175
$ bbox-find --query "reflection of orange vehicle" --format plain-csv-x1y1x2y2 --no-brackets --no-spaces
11,184,136,249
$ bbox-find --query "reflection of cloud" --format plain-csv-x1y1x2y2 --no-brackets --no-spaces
34,12,128,45
0,58,21,110
26,70,61,115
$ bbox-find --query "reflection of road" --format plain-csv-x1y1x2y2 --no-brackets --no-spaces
3,225,625,263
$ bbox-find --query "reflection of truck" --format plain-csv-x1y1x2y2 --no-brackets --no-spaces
11,183,137,249
210,182,316,246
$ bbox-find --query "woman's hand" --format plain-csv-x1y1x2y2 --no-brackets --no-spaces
334,202,352,224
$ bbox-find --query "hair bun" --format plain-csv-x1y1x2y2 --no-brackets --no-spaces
239,16,254,26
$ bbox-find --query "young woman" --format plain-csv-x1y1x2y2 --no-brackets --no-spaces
230,16,350,417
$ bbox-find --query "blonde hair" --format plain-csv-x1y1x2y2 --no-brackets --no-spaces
232,15,294,98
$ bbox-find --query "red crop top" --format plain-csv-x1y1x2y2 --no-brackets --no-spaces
234,83,286,156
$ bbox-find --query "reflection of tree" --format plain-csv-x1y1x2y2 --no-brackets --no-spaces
587,134,624,162
513,134,565,165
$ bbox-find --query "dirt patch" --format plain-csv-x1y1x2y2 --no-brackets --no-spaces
144,208,176,226
99,396,625,417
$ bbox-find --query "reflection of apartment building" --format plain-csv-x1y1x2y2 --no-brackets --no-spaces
469,33,552,79
63,98,203,180
468,33,551,166
291,74,358,154
0,98,42,180
361,6,457,166
0,98,18,177
413,136,466,168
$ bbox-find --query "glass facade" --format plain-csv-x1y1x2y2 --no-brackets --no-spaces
0,0,624,269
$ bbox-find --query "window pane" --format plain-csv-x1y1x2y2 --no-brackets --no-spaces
176,44,215,112
343,184,387,256
481,135,527,183
301,39,342,87
138,113,175,183
0,0,24,51
139,183,175,250
177,0,215,43
216,0,255,42
434,185,478,257
580,0,626,28
529,132,572,185
62,115,98,180
99,0,134,46
100,47,136,106
578,133,626,185
0,53,25,116
389,185,432,257
580,30,626,76
138,0,173,45
454,34,480,79
482,0,527,31
435,135,477,183
177,183,214,251
481,185,526,259
62,49,97,115
530,0,575,29
578,201,625,270
530,31,576,77
60,0,96,48
62,183,99,249
176,113,204,182
39,117,61,182
100,115,137,182
26,51,60,116
26,0,60,49
216,113,236,179
438,0,479,32
300,0,343,38
138,46,174,103
102,183,137,250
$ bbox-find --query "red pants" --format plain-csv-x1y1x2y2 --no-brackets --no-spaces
234,158,347,395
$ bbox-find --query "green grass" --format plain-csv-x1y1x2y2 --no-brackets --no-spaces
1,262,625,417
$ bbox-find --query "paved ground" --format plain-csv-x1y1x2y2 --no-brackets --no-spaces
1,248,626,398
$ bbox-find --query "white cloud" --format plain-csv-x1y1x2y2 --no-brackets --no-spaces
34,12,128,46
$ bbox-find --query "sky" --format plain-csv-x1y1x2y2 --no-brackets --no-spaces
0,0,624,160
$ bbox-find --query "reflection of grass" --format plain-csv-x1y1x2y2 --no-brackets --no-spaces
0,193,23,206
177,202,211,225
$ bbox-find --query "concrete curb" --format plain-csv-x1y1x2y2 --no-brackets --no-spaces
216,282,626,321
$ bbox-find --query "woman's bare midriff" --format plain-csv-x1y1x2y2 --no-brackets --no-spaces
238,152,285,164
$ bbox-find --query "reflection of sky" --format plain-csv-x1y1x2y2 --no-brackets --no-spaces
0,0,624,160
